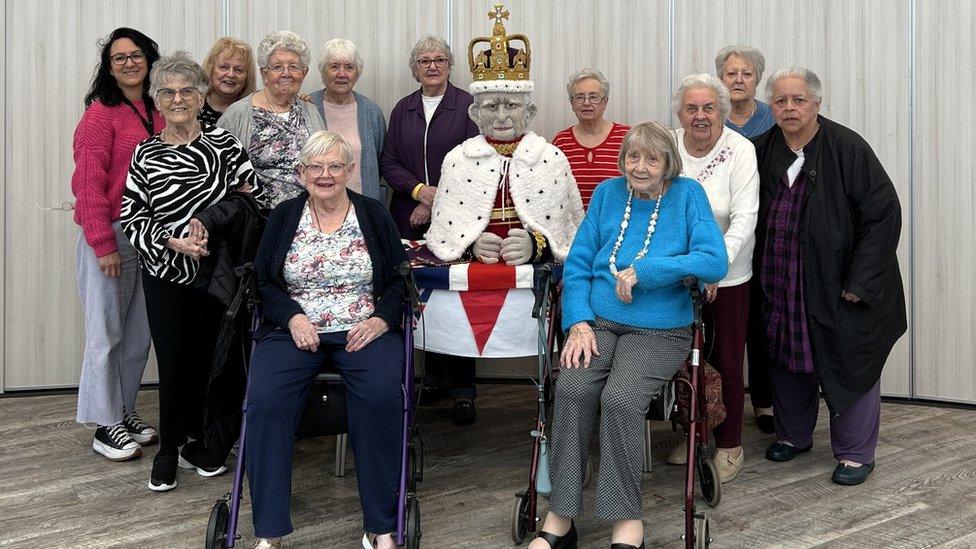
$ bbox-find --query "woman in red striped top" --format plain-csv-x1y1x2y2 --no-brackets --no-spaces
551,68,629,209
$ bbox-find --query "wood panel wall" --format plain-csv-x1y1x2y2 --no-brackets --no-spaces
1,0,971,403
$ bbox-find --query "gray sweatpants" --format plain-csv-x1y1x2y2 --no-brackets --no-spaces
549,316,691,521
75,222,151,426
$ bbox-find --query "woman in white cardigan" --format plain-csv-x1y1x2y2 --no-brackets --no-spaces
666,73,760,483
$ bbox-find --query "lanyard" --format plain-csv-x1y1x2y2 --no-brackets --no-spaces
121,97,155,136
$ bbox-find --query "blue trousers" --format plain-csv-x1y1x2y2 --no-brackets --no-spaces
245,328,404,537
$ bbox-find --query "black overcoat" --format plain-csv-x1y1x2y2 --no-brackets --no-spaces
750,115,907,415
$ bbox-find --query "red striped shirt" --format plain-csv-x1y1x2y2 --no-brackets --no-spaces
552,122,630,209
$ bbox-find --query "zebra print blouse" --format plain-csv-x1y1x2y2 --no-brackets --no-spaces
122,125,261,284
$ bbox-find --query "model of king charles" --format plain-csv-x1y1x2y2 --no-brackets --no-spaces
426,4,584,265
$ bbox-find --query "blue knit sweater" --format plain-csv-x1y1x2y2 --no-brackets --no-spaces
561,176,728,331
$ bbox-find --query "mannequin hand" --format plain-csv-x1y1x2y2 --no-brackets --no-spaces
472,232,503,264
501,228,533,265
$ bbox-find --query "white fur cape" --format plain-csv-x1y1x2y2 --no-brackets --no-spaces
426,131,584,261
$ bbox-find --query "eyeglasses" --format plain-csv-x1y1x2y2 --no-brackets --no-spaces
416,57,449,69
157,87,199,101
265,64,305,75
111,51,146,66
570,93,606,105
303,162,348,177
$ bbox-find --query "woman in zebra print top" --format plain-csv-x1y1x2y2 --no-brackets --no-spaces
121,52,259,493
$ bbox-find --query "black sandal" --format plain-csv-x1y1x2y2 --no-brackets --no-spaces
535,521,578,549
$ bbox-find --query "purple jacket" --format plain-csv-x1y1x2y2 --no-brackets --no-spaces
380,82,479,239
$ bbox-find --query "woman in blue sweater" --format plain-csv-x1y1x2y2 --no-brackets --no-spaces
530,121,727,549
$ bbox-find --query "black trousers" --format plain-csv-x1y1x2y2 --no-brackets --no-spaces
142,273,224,453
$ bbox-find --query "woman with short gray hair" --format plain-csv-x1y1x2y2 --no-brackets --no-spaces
664,73,759,484
715,44,775,138
122,51,260,492
552,68,630,209
217,30,325,210
309,38,387,202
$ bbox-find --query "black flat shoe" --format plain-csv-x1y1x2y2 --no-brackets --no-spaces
610,542,645,549
765,441,812,462
756,413,776,434
831,461,875,485
452,399,476,426
418,384,448,406
535,521,578,549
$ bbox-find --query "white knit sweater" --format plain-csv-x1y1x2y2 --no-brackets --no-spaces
675,126,759,287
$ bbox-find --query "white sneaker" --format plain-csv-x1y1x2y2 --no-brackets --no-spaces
92,423,142,461
253,538,281,548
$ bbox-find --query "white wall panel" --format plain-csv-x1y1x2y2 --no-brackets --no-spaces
673,0,913,396
0,0,7,392
3,0,221,389
225,0,450,123
451,0,672,142
914,0,976,403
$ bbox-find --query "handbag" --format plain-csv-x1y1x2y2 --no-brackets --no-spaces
295,377,349,438
671,361,726,431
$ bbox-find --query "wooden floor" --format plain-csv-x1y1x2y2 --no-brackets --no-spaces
2,386,976,549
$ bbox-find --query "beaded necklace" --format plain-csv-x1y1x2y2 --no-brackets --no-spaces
608,187,664,277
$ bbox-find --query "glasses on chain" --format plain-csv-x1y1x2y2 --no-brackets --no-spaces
570,93,606,105
157,87,199,101
303,162,348,177
110,51,146,66
416,57,449,69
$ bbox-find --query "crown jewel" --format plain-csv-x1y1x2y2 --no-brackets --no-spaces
468,4,531,85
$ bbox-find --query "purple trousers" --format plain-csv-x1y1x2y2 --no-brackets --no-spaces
770,368,880,463
704,282,749,448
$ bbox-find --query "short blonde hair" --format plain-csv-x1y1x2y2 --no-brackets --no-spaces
299,130,354,165
618,121,682,181
201,37,257,99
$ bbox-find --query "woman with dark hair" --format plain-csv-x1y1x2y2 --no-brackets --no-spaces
72,27,164,462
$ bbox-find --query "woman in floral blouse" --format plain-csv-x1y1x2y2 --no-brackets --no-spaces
246,130,408,549
664,74,760,484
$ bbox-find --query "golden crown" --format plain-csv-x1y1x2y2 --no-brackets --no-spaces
468,4,533,92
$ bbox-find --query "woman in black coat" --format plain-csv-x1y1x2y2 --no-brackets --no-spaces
749,67,906,486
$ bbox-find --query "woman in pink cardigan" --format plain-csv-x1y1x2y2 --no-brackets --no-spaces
72,27,164,462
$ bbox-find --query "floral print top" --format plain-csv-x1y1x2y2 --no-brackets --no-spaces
284,202,375,333
249,104,310,209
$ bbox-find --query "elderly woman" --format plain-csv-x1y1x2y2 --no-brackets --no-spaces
246,131,407,549
199,37,257,126
531,122,727,549
551,68,630,209
751,67,905,486
72,27,163,462
121,52,260,491
217,30,325,209
663,74,759,483
308,39,387,202
380,35,479,425
715,45,775,139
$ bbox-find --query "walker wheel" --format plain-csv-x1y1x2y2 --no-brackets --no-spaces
205,499,229,549
698,457,721,508
694,515,711,548
406,496,421,549
510,492,531,544
582,455,594,489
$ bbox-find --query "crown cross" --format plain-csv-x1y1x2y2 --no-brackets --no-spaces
468,3,531,83
488,4,509,25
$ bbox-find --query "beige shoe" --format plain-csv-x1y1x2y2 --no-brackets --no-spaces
667,440,688,465
714,447,744,482
253,538,281,549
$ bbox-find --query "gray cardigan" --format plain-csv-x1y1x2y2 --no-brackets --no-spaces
308,89,387,202
215,93,326,150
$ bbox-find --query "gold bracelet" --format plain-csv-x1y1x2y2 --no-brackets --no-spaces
532,231,546,262
410,183,426,201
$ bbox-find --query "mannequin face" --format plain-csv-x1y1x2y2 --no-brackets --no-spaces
469,92,537,141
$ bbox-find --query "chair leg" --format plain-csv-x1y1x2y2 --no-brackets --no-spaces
643,419,653,473
334,433,348,477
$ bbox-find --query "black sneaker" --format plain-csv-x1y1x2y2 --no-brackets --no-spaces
178,440,228,477
148,451,178,492
452,399,476,426
122,410,158,445
92,423,142,462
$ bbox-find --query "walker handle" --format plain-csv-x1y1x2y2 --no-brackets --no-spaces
532,264,553,319
397,260,422,314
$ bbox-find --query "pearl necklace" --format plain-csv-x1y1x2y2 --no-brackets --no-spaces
608,188,663,277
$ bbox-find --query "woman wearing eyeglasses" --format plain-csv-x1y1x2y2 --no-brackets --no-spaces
217,30,325,210
552,68,630,210
72,27,164,464
246,130,408,549
379,35,480,426
120,52,260,492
